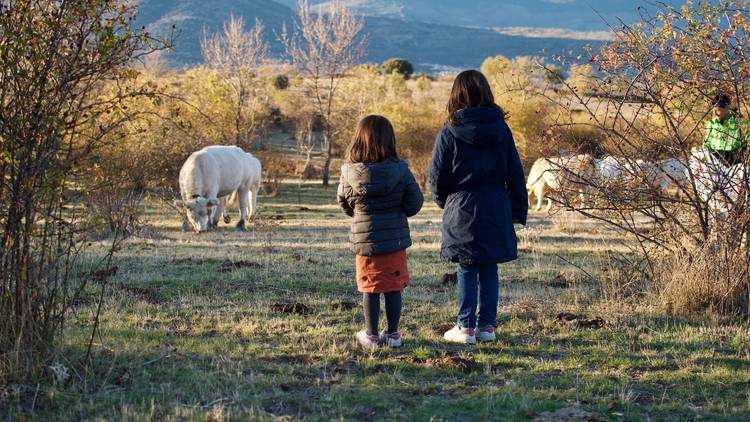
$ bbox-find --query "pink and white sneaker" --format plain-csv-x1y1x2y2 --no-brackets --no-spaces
477,326,496,342
356,330,380,349
443,326,476,344
379,330,402,348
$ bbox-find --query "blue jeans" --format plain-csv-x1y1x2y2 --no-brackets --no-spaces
456,263,499,329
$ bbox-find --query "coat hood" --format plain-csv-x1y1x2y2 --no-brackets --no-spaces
447,107,506,148
341,159,406,196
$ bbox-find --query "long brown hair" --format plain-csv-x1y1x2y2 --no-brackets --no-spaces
346,115,399,163
446,69,504,125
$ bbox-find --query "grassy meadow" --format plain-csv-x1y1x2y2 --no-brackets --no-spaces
2,180,748,421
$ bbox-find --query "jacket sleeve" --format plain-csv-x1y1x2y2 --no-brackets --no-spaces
505,124,528,225
427,128,453,209
401,165,424,217
336,172,354,217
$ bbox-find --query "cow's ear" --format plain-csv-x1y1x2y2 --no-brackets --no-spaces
207,198,219,207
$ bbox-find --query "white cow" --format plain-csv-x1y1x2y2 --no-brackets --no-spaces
176,146,262,233
689,147,747,214
657,158,689,193
594,156,638,191
635,159,662,188
526,154,596,211
595,155,688,195
595,156,625,182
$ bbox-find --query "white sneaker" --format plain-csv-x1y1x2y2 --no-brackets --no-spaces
477,326,496,342
443,326,476,344
356,330,380,349
379,330,402,348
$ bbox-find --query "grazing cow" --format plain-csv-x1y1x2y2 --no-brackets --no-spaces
656,158,689,193
635,159,662,188
689,147,747,214
176,146,262,233
595,156,625,182
596,157,660,189
526,154,596,211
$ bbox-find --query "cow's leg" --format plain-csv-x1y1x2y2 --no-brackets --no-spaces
534,184,543,211
527,188,534,208
236,188,249,230
212,197,226,228
539,185,553,212
224,192,235,224
248,184,259,220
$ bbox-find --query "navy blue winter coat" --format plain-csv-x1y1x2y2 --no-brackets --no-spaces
427,107,528,265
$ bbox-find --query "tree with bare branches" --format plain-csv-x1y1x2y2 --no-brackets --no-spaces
0,0,170,378
281,0,366,186
547,1,750,316
201,14,269,148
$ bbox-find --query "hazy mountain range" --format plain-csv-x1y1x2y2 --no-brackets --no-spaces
135,0,684,73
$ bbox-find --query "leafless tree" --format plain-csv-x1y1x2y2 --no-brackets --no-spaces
201,14,269,148
542,1,750,315
281,0,366,186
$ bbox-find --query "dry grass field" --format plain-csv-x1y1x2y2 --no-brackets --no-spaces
4,180,749,421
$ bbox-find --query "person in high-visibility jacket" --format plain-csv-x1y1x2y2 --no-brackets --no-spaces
704,94,747,165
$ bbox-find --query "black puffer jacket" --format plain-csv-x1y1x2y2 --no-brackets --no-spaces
428,107,528,265
337,159,424,256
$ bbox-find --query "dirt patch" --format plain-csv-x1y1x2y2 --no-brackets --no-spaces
292,252,304,261
201,329,218,338
556,313,605,329
120,285,160,304
271,302,313,315
433,323,456,336
415,355,478,373
331,300,357,311
547,274,571,288
441,272,458,285
70,296,94,307
533,406,600,422
91,266,118,283
218,260,263,273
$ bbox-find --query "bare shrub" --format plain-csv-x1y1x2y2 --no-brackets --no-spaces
598,253,651,302
85,186,146,239
259,154,296,196
656,237,749,316
549,1,750,316
0,0,169,379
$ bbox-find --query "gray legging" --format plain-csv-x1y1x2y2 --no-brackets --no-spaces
363,291,401,336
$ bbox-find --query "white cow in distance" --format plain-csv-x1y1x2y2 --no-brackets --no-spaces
657,158,689,193
526,154,596,211
689,147,747,214
176,146,262,233
595,156,684,194
595,156,625,181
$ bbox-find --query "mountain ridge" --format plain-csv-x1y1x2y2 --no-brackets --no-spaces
135,0,679,72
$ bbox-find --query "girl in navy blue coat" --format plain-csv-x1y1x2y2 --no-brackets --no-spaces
428,70,528,344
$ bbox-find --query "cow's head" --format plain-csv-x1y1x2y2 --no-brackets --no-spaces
174,197,218,233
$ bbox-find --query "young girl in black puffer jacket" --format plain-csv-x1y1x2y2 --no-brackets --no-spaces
337,115,423,349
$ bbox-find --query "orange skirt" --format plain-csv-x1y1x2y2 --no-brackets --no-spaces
355,249,410,293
